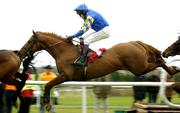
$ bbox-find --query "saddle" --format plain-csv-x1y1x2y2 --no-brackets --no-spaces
75,43,106,65
73,39,106,80
88,48,106,63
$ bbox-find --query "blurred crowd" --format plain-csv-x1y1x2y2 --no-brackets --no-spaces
0,64,59,113
132,68,176,106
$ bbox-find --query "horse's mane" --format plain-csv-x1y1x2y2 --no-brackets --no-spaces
37,31,67,41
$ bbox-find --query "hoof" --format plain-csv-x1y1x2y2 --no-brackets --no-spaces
44,103,51,112
173,66,180,74
168,66,180,75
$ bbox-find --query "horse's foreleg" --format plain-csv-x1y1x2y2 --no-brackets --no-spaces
43,73,68,111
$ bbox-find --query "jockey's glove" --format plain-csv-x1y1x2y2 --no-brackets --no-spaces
67,35,75,41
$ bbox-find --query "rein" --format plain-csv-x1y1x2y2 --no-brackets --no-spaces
72,39,81,43
18,37,36,60
47,41,63,48
45,39,81,49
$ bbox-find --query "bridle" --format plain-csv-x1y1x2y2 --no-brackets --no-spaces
47,41,63,48
31,32,68,60
17,35,37,60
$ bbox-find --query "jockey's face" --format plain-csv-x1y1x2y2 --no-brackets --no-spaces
78,13,85,19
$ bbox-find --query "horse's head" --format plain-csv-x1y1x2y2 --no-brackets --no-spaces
19,30,74,60
162,37,180,58
18,30,42,60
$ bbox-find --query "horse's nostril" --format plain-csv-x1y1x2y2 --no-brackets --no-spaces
162,52,166,57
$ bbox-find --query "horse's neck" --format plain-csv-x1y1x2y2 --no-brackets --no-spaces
17,49,27,61
45,42,78,62
41,44,60,61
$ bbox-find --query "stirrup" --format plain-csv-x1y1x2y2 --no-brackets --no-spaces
74,61,86,66
73,57,86,66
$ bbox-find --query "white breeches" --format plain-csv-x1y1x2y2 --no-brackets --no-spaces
83,26,110,44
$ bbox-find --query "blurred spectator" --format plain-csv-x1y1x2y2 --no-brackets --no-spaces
93,76,111,113
0,83,4,112
54,88,59,105
39,65,57,113
133,75,147,104
165,76,175,102
30,69,41,105
18,68,34,113
146,74,160,104
3,84,18,113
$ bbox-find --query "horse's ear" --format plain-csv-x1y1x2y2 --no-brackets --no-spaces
32,30,36,36
178,36,180,40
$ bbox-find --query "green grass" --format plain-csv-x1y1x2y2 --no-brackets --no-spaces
12,96,133,113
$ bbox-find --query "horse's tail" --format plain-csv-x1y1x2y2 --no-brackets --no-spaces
136,41,164,62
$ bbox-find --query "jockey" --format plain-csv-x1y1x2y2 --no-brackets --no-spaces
67,4,110,66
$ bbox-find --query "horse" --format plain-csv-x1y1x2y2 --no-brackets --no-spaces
0,50,21,84
20,30,180,111
162,38,180,101
162,37,180,58
0,45,35,93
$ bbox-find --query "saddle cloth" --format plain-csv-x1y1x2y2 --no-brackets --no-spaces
88,48,106,63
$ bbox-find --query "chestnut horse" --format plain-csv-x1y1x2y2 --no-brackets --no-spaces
20,31,180,111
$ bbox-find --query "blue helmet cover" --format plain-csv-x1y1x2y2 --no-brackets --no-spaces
74,4,89,12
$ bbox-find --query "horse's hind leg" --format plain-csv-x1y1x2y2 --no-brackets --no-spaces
138,59,176,76
157,59,180,75
161,64,180,75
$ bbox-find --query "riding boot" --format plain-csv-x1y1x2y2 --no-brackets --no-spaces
74,44,89,66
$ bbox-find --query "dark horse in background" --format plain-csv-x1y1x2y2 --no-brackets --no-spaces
0,50,21,84
0,48,35,98
20,30,180,111
162,36,180,95
163,37,180,58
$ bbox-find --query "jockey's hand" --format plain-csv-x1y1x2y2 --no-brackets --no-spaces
79,37,84,43
67,35,75,41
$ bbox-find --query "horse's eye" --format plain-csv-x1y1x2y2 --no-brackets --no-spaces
28,40,32,43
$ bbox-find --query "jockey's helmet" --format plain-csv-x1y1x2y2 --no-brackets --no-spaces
74,4,89,15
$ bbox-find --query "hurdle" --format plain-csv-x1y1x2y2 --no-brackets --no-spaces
134,103,180,113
